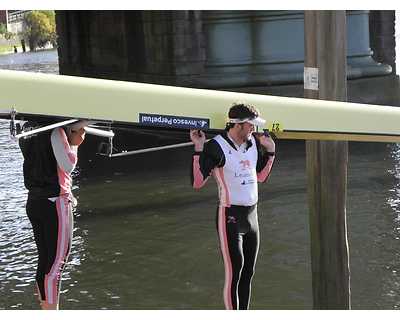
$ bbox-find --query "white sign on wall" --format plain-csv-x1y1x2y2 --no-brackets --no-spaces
304,67,319,90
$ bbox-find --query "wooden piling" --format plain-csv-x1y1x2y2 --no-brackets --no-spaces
304,10,351,309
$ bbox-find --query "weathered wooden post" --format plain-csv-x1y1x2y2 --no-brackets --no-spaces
304,10,351,309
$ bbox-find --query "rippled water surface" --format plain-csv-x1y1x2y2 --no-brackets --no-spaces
0,48,59,73
1,49,400,310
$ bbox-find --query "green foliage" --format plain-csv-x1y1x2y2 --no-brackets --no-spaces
23,10,57,50
0,22,6,34
0,22,13,40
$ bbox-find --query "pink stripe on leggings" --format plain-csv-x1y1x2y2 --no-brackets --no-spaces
44,197,71,305
217,205,234,310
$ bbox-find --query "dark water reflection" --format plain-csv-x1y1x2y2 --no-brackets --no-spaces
1,49,400,310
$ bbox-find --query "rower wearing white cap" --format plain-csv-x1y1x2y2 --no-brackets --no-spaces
189,101,275,310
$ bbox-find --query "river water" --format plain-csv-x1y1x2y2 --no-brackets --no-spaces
1,48,400,311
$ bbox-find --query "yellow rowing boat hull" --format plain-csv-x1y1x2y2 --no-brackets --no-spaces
0,70,399,142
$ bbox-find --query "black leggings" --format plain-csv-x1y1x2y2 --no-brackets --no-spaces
216,204,259,310
26,197,73,304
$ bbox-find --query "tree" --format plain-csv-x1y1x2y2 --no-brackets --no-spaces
0,22,7,34
23,10,57,50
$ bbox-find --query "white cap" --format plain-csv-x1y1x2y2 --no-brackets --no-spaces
229,117,266,126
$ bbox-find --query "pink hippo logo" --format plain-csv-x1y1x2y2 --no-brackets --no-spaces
239,160,251,170
227,216,236,224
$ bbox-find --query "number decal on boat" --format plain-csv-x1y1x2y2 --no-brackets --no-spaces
269,123,283,132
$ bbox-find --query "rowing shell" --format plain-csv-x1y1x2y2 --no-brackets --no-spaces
1,70,400,142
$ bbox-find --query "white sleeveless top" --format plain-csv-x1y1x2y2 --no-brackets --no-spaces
212,134,259,207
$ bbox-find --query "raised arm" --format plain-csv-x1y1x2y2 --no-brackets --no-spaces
254,134,276,182
50,127,85,173
190,130,223,188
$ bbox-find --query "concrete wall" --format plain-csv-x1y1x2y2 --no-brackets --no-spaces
6,21,23,33
55,10,399,105
369,10,397,74
56,10,205,86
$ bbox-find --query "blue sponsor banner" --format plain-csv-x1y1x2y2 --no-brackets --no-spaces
139,113,209,129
